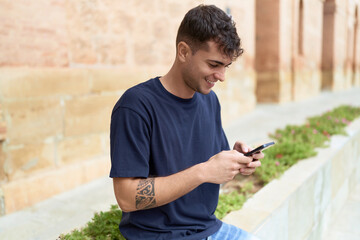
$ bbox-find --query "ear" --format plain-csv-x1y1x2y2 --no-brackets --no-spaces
177,41,191,63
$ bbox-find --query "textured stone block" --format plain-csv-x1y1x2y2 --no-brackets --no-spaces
7,142,55,180
279,71,292,102
58,135,103,164
0,120,6,141
216,69,256,126
4,99,62,144
313,161,332,224
223,206,269,233
102,133,110,155
90,69,145,93
64,94,119,137
2,157,109,214
256,72,280,102
2,178,30,214
293,70,322,102
331,148,347,198
0,68,91,99
331,179,350,219
288,175,316,240
0,146,7,181
82,156,111,183
0,0,68,67
254,203,289,240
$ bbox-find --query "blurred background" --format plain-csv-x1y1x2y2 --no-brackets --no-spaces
0,0,359,217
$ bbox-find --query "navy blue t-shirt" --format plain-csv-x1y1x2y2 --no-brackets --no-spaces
110,77,230,240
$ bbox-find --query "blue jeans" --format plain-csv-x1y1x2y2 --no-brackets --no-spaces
202,222,261,240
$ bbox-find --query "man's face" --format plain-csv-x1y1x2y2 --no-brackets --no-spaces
182,41,232,95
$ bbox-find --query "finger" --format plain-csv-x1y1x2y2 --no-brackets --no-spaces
238,163,250,169
247,160,261,168
253,152,264,160
234,141,250,154
233,141,243,152
238,155,252,165
239,167,255,175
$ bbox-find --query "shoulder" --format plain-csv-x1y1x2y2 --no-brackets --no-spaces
112,78,158,114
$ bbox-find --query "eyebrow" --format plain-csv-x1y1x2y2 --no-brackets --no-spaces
208,60,232,67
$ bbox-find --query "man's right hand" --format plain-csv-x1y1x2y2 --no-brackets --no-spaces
201,150,253,184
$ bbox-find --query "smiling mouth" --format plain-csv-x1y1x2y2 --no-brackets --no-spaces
206,79,217,85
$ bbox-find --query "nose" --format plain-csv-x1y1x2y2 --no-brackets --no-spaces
214,69,225,82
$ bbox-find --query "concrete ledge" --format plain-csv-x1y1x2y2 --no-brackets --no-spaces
223,119,360,240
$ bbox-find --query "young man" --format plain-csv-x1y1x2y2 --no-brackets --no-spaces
110,4,264,240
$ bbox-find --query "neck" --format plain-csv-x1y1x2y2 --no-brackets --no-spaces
160,63,195,99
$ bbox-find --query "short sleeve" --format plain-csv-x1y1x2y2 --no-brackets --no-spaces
221,128,230,151
213,92,230,151
110,107,151,178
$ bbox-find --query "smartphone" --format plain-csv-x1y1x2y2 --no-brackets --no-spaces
244,141,275,156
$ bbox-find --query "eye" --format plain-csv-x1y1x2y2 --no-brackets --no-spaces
208,63,218,68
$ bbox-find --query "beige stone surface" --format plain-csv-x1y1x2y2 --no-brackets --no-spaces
279,70,292,102
0,69,91,98
256,72,281,102
7,142,55,180
332,178,351,217
64,94,118,137
293,70,322,102
0,146,6,182
223,206,270,232
288,175,316,240
331,147,347,198
0,102,6,142
2,157,110,214
215,69,257,125
58,135,103,164
255,0,359,102
253,203,289,240
0,0,68,67
90,68,148,93
4,98,62,144
0,120,6,142
82,156,111,183
313,161,332,225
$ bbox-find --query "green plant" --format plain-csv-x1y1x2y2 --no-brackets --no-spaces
215,191,247,220
59,205,125,240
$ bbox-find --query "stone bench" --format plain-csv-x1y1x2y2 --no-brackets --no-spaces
223,119,360,240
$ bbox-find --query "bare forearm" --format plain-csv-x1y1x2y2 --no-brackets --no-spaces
114,149,261,212
114,163,206,212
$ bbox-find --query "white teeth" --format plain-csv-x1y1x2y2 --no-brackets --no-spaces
206,79,216,84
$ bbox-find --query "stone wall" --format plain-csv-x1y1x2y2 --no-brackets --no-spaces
322,0,360,90
256,0,360,103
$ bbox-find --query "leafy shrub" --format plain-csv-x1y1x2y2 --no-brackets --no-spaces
59,205,125,240
215,191,247,220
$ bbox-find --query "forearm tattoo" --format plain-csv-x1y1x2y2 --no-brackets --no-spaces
135,178,156,210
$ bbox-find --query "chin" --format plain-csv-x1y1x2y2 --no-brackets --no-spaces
199,89,212,95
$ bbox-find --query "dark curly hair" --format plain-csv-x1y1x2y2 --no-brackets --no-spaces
176,4,243,61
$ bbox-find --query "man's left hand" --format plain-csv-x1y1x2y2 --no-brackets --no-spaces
233,141,264,176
